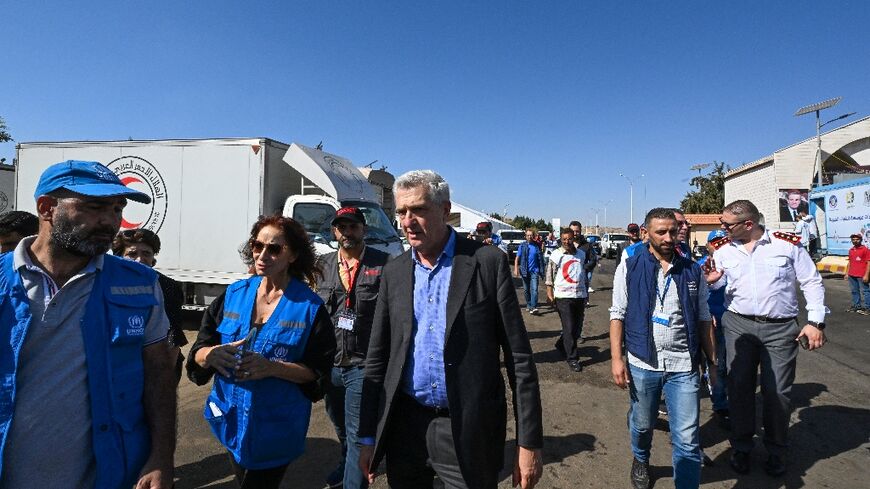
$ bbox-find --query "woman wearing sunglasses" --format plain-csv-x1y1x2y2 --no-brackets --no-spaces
187,215,336,488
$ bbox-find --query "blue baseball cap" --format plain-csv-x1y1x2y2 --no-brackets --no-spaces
34,160,151,204
707,229,727,241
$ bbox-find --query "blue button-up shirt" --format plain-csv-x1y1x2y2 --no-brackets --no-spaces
401,229,456,408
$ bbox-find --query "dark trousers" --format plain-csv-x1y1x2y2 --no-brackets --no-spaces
227,453,289,489
555,297,587,361
722,311,799,456
384,393,471,489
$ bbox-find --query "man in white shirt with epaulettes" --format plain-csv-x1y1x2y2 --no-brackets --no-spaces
703,199,827,478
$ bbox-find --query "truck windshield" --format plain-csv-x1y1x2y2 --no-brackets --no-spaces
342,201,401,243
293,203,336,236
500,231,525,241
297,201,400,244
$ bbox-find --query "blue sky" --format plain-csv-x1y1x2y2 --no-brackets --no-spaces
3,1,868,227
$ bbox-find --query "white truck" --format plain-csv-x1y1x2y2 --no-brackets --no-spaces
15,138,403,308
0,164,14,213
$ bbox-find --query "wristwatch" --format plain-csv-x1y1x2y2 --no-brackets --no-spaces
807,321,826,330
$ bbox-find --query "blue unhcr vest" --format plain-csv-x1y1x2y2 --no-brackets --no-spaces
204,275,322,470
0,252,156,489
624,241,645,258
623,245,703,366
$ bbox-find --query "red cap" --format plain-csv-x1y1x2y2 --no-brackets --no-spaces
331,207,366,226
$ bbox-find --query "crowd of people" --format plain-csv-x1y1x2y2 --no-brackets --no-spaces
0,160,843,489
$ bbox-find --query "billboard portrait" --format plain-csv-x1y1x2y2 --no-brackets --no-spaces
779,189,809,222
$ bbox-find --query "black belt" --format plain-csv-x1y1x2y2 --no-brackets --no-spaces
732,312,796,324
398,392,450,417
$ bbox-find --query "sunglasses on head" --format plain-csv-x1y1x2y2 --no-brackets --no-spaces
250,240,287,255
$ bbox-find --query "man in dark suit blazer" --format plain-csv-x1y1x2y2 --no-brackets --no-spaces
779,190,809,222
358,170,543,489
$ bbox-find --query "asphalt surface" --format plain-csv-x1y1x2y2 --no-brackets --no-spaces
174,257,870,489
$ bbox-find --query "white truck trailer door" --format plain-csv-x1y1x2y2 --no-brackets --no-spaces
282,143,378,202
0,165,14,212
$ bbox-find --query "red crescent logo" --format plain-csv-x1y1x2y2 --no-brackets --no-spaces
119,176,144,229
561,259,580,283
120,176,143,186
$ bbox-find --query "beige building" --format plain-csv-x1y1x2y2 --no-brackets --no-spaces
685,214,722,246
724,116,870,235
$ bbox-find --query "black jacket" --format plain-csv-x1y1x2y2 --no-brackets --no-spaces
359,238,543,488
317,247,390,367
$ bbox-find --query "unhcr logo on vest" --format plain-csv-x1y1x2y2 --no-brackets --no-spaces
273,346,289,361
127,315,145,336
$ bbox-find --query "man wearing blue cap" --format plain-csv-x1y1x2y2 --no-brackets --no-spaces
0,161,177,489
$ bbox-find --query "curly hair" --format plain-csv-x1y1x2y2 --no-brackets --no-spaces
112,228,162,256
245,214,322,286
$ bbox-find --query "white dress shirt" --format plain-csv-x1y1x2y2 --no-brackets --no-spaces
710,230,828,323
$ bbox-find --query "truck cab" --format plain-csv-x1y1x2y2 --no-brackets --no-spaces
283,195,403,256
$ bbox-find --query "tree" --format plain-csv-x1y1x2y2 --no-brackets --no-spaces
680,161,729,213
0,116,11,143
504,215,553,232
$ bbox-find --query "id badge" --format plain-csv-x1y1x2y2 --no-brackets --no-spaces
338,310,357,331
651,311,671,327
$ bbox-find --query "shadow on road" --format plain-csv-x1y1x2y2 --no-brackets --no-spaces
699,382,870,488
498,433,598,483
175,438,342,489
533,332,611,367
175,453,234,489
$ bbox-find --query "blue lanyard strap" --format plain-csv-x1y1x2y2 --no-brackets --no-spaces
654,274,672,310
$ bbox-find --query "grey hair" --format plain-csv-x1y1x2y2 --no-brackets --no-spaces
644,207,676,228
723,200,761,224
393,170,451,205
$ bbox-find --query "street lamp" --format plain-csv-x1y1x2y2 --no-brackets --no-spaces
794,97,856,187
600,199,614,231
619,173,645,224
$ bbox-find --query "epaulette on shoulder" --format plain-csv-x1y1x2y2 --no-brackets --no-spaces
709,236,731,250
773,231,801,245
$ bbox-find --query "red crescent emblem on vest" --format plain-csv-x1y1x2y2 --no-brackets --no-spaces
561,258,580,283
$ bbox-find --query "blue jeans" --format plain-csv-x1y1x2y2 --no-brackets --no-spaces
709,314,729,411
848,276,870,308
324,365,368,488
521,274,539,310
628,365,701,489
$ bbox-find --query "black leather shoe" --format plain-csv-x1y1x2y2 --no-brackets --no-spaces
630,458,650,489
568,360,583,372
764,454,786,477
729,450,751,474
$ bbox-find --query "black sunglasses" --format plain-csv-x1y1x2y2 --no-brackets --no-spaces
719,219,746,231
250,240,287,255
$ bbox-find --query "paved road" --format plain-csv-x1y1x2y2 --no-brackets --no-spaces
174,257,870,488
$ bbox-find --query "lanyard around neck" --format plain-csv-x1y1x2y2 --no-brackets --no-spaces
340,257,362,309
654,268,672,310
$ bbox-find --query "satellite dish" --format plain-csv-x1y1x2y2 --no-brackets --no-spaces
690,162,712,176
